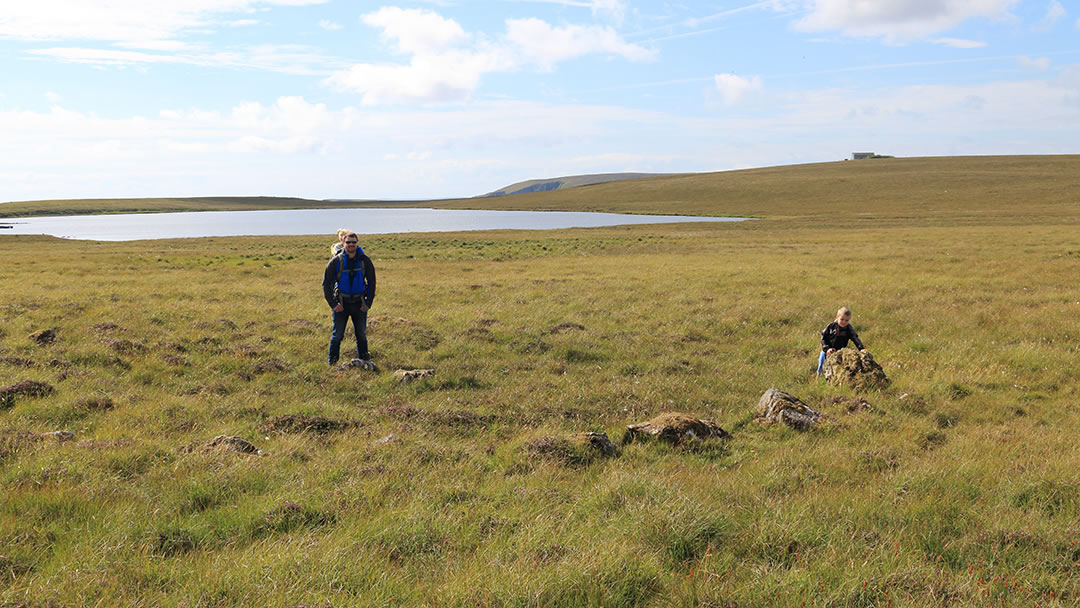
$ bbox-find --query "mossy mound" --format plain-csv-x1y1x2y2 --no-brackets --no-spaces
525,431,617,466
823,348,889,391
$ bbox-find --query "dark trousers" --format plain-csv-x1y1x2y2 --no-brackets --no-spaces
328,300,369,364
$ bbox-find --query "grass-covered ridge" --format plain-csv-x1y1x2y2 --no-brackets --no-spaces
2,156,1080,606
0,196,335,218
4,155,1079,221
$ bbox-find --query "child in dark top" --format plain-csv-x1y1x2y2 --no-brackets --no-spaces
817,306,865,375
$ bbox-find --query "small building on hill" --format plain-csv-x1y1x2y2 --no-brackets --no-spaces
851,152,875,160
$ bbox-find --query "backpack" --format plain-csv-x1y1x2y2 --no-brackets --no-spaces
333,253,367,302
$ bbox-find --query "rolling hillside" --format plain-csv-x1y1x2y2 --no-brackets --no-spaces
481,172,673,197
2,156,1078,224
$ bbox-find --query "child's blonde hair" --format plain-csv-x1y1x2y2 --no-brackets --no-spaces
336,228,351,241
836,307,852,319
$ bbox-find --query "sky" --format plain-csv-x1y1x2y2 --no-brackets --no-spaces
1,0,1078,202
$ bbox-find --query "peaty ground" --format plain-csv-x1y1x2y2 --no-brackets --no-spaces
2,161,1080,606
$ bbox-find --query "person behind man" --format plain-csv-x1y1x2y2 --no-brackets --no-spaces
330,228,349,257
330,228,365,257
322,232,376,365
816,306,865,375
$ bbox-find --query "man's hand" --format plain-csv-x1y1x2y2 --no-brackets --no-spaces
359,302,370,313
332,303,344,313
826,348,835,355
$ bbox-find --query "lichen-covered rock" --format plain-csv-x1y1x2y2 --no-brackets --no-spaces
29,329,56,346
823,348,889,391
394,368,434,382
372,434,398,446
757,388,821,431
339,358,378,372
581,431,617,457
623,413,730,445
40,430,76,442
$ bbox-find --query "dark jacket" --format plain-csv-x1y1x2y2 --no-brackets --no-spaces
323,252,376,308
820,321,863,351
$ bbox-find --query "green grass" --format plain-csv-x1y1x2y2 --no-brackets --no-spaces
2,156,1080,606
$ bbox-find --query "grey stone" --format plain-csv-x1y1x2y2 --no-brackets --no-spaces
29,329,56,346
757,388,821,431
623,412,730,445
394,368,435,382
339,359,378,372
40,430,76,442
372,434,398,446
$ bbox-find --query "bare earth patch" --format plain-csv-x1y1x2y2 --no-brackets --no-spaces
548,322,586,334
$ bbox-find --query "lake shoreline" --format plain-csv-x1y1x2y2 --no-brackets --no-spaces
1,207,751,242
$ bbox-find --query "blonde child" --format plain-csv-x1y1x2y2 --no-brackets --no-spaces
816,307,865,375
330,228,351,256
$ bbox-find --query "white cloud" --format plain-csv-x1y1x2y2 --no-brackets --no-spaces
508,0,628,22
29,47,189,67
686,1,782,27
795,0,1019,41
506,18,655,70
362,7,468,55
0,1,326,44
115,40,192,51
30,44,342,75
932,37,987,48
228,135,329,154
1042,1,1066,26
325,48,512,105
326,9,652,104
589,0,628,24
1018,55,1051,72
4,74,1080,202
45,92,62,104
319,20,343,31
714,73,763,105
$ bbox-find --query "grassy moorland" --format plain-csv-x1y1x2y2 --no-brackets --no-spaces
2,156,1080,607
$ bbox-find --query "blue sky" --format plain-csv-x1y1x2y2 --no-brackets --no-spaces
1,0,1078,202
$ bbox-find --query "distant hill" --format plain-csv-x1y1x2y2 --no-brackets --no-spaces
483,173,674,197
5,156,1079,222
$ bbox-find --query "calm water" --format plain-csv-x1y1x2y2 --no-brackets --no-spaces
0,208,747,241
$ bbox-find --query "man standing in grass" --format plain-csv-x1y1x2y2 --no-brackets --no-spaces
322,232,376,365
